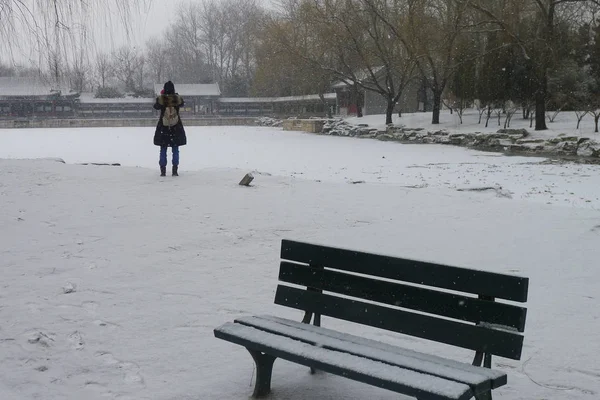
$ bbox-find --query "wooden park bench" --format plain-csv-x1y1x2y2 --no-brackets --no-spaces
214,240,529,400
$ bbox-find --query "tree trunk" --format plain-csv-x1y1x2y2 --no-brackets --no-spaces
485,106,492,128
353,84,363,118
534,4,553,131
595,114,599,133
535,90,547,131
385,99,394,125
432,91,442,124
530,111,534,128
318,93,331,118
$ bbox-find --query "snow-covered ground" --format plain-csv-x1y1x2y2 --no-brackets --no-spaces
1,125,599,399
347,110,600,139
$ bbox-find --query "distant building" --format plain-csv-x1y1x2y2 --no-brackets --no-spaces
0,77,79,119
218,93,337,117
1,77,339,119
331,73,431,116
78,93,153,118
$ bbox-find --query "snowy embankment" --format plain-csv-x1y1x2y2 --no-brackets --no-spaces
344,110,600,139
1,126,599,399
279,111,600,159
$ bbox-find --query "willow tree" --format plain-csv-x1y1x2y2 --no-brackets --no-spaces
0,0,151,84
266,0,418,124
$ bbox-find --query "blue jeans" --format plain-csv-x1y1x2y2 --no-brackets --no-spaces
159,146,179,167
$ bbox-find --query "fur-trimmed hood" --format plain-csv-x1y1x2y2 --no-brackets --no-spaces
157,94,183,107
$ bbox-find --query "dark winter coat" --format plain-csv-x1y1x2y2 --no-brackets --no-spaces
153,94,187,147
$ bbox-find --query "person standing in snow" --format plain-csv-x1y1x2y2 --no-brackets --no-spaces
153,81,187,176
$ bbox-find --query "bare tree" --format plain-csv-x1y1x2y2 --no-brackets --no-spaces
0,61,16,76
146,39,167,85
504,101,519,128
575,109,589,129
136,54,147,91
95,52,113,88
112,46,142,92
590,107,600,132
194,0,263,94
170,1,207,82
68,57,90,92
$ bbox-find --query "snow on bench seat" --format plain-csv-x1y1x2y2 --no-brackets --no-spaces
237,315,506,391
215,321,475,400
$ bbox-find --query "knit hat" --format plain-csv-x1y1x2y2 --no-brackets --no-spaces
163,81,175,95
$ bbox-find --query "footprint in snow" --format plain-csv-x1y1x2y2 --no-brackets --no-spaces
25,330,55,348
68,331,84,350
95,351,145,387
92,319,121,330
82,301,98,314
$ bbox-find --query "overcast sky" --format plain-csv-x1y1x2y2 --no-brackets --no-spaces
7,0,278,65
6,1,170,64
94,1,173,54
96,0,278,53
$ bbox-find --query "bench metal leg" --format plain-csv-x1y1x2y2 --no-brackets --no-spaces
302,308,321,375
472,352,492,369
247,349,277,398
475,391,492,400
472,351,492,399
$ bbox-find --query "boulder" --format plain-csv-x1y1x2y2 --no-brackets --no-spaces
377,134,395,141
496,128,529,138
448,134,466,145
516,138,546,144
560,136,579,142
553,141,579,155
487,133,511,140
487,138,514,148
577,140,600,157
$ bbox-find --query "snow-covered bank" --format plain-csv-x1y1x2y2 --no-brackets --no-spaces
322,118,600,161
309,111,600,160
344,110,600,139
1,158,599,399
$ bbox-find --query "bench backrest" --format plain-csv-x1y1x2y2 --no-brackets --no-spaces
275,240,529,360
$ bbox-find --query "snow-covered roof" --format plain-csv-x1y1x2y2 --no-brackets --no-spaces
219,93,336,103
78,92,153,104
332,66,386,88
0,77,74,98
153,83,221,97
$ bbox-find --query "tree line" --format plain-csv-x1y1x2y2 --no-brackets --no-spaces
2,0,600,131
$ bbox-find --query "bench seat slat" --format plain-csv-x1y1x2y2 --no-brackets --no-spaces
235,315,506,392
254,315,506,386
214,322,474,400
